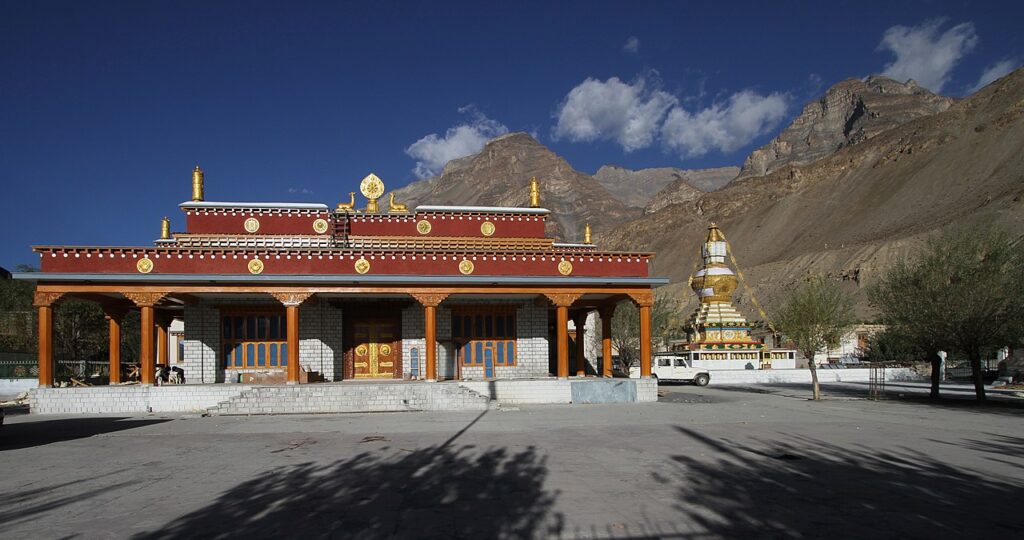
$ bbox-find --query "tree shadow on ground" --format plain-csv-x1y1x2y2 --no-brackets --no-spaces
0,416,171,451
665,426,1024,538
135,413,562,540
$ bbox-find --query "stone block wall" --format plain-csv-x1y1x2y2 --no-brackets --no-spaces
298,298,343,381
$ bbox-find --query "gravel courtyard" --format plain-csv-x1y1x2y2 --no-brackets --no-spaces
1,383,1021,539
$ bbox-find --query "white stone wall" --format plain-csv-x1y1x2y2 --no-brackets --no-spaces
298,298,343,381
29,385,253,414
182,302,220,384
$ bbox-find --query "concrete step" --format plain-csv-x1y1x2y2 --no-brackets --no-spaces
208,382,491,416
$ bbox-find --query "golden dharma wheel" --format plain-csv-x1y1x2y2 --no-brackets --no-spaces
312,218,329,234
458,259,475,275
416,220,432,235
244,218,260,233
354,257,371,274
136,258,154,274
480,221,495,237
557,260,573,276
247,259,264,275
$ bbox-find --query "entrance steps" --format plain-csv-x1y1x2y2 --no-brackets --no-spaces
207,381,492,415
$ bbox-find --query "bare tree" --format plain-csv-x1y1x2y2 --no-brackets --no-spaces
775,277,855,400
611,295,681,368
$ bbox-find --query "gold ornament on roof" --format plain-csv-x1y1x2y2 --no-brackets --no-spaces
416,220,432,235
354,257,371,274
480,221,496,236
248,258,264,275
160,217,171,240
312,218,329,234
584,223,592,244
529,176,540,207
558,259,573,276
360,173,385,213
459,259,475,275
244,218,260,233
137,257,154,274
191,166,204,202
336,192,356,212
388,192,408,213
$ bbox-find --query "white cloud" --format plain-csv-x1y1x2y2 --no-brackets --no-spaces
623,36,640,54
552,75,677,152
878,18,978,93
288,187,313,195
661,91,789,158
970,58,1019,93
405,106,508,179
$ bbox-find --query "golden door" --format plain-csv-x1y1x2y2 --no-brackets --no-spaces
352,322,398,378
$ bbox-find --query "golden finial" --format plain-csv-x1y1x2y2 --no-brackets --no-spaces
191,166,204,202
160,217,170,240
360,173,385,213
529,176,540,207
584,223,592,244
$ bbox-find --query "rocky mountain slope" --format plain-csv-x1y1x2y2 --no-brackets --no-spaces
603,68,1024,317
593,165,738,208
737,76,955,180
643,167,739,214
391,133,638,241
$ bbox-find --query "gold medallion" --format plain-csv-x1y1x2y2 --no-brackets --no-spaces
359,173,385,199
416,219,432,235
244,218,260,233
459,259,475,275
480,221,495,236
312,218,329,234
247,258,264,275
379,344,392,356
558,260,573,276
354,257,370,274
136,257,154,274
355,345,368,356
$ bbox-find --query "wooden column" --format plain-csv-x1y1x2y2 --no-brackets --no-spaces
410,292,449,382
600,305,615,378
104,307,127,384
157,317,169,366
574,311,587,376
34,292,62,388
632,292,654,379
271,292,313,384
545,293,582,379
124,293,167,386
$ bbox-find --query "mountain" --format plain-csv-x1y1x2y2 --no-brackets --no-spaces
603,68,1024,317
594,165,739,209
737,76,956,180
391,133,639,241
643,167,740,214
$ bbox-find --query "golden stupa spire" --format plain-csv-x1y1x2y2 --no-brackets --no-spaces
191,166,204,202
529,177,540,207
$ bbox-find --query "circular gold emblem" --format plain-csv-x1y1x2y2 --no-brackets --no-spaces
416,220,432,235
379,344,392,356
355,344,368,356
480,221,496,237
136,257,154,274
557,260,573,276
247,258,264,275
244,218,260,233
458,259,475,275
312,218,329,234
354,257,371,274
359,173,385,199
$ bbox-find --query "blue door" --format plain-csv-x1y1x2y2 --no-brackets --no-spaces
484,343,494,378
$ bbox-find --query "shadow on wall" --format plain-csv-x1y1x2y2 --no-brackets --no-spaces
135,413,563,539
665,426,1024,538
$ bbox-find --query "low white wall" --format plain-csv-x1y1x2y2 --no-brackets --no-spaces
692,359,797,370
0,379,37,395
30,385,253,414
459,378,658,404
707,367,923,385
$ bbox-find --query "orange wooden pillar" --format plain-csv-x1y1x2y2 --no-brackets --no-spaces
157,318,169,366
546,293,581,379
411,293,448,382
638,300,653,378
105,309,125,384
34,292,62,388
600,305,615,378
124,293,166,386
271,292,312,384
574,311,587,376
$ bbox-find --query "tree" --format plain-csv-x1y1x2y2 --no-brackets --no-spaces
610,294,682,367
0,265,38,352
870,227,1024,402
775,277,856,400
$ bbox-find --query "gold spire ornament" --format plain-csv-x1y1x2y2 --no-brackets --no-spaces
529,176,540,207
160,217,170,240
191,166,204,202
584,223,592,244
360,173,385,214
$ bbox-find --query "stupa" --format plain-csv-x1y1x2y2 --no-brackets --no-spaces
684,223,762,352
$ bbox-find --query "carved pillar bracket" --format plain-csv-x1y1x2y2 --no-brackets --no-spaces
33,291,65,307
544,292,583,308
410,292,449,307
628,291,654,308
599,303,617,319
271,292,314,307
124,292,167,307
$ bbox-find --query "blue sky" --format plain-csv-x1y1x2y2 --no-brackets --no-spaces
2,1,1022,268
